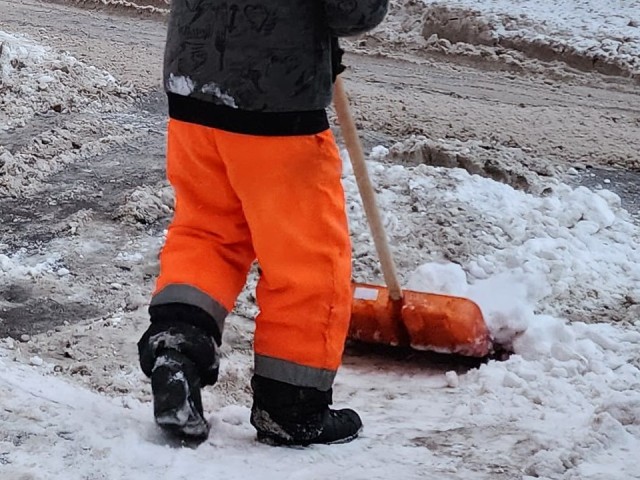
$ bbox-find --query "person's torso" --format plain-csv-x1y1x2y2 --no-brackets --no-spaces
164,0,333,113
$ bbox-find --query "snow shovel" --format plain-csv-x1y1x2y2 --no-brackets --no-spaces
333,77,492,357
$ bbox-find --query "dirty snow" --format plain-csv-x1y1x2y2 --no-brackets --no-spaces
0,31,139,197
0,31,134,130
363,0,640,77
2,1,640,479
70,0,640,77
426,0,640,71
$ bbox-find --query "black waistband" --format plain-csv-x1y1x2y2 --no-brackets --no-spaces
167,93,330,136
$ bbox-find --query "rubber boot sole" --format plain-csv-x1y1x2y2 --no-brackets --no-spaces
256,425,363,447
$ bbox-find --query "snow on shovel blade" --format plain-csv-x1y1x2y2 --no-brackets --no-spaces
349,283,492,357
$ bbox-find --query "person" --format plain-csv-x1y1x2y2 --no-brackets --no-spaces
137,0,389,446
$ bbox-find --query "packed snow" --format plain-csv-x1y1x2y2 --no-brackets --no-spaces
2,302,640,478
1,0,640,479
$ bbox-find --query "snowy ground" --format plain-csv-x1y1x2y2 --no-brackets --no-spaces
2,316,640,479
364,0,640,79
1,0,640,479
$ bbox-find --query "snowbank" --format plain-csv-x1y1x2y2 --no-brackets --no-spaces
0,31,141,197
363,0,640,78
0,31,134,130
343,139,640,332
64,0,170,14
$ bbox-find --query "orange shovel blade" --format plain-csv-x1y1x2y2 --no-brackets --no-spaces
350,283,492,357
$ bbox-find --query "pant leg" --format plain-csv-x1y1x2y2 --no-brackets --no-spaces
215,128,352,390
152,119,256,336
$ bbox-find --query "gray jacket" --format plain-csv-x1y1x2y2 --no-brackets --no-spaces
164,0,389,112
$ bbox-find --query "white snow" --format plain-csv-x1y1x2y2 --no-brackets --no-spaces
166,73,195,96
3,135,639,477
0,251,62,278
166,77,239,107
2,2,640,479
343,139,640,327
201,82,238,108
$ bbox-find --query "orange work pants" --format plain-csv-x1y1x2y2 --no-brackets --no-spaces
152,119,352,390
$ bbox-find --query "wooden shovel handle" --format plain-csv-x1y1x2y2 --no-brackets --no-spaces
333,77,403,301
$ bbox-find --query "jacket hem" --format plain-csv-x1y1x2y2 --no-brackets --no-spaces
167,93,330,136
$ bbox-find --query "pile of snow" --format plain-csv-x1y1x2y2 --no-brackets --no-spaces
428,0,640,74
0,30,141,197
343,139,640,329
114,184,174,225
386,135,558,192
362,0,640,77
0,31,134,130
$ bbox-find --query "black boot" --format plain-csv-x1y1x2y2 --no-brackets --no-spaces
250,375,363,446
151,349,209,439
138,304,220,442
